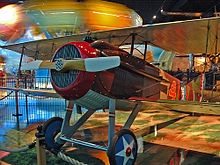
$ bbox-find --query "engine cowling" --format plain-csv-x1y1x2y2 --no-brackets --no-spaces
50,42,96,100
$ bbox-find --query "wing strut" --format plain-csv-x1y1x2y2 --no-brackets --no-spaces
16,45,25,87
14,45,25,130
201,20,211,101
130,33,136,55
143,41,149,61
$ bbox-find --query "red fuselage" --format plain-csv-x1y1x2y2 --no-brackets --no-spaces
50,41,184,102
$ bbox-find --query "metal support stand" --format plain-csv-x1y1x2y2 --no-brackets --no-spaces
35,125,47,165
36,137,47,165
108,99,116,146
14,46,25,130
24,77,29,124
14,92,20,130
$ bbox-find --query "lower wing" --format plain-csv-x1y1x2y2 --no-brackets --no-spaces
0,86,61,98
130,97,220,116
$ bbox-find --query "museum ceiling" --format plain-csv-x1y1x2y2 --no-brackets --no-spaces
1,0,220,24
108,0,220,23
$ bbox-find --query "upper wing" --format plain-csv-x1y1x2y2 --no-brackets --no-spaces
1,17,220,60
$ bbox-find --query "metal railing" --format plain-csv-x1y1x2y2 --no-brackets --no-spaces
0,76,67,132
0,76,53,90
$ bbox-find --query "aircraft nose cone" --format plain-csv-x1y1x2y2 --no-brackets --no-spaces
55,59,64,71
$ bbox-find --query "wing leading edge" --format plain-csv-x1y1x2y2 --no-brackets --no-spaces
130,97,220,116
0,86,61,98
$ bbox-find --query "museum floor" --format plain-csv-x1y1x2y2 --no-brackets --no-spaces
0,91,220,164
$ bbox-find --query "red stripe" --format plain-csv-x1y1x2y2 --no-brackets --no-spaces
170,158,174,165
184,150,187,159
186,85,188,101
175,152,179,165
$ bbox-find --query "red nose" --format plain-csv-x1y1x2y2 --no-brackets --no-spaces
51,42,97,100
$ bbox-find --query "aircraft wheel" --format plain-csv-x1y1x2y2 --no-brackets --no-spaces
107,129,138,165
42,117,64,149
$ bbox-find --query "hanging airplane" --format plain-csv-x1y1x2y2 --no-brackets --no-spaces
0,16,220,165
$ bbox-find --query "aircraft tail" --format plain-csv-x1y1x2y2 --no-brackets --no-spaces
182,73,203,101
191,73,203,101
189,73,220,102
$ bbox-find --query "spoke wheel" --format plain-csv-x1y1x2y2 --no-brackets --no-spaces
107,129,138,165
42,117,64,149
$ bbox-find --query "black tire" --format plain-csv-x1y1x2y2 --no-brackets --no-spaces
42,117,64,149
107,129,138,165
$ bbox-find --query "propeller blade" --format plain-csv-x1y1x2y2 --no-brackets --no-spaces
22,60,56,70
62,56,120,72
85,56,120,72
22,56,120,72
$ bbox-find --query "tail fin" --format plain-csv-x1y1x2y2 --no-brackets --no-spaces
190,73,220,102
182,74,203,101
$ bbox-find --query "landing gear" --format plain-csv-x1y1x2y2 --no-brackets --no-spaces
42,117,64,149
39,100,141,165
107,129,138,165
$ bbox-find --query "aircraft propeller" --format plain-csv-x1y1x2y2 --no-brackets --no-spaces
21,56,120,72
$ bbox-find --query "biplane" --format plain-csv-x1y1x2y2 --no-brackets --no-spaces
0,16,220,165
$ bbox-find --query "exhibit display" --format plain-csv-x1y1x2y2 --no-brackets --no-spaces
0,0,220,165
